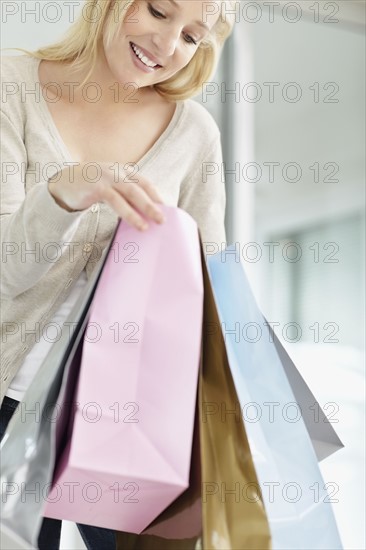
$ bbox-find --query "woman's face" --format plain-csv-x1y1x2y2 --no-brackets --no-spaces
103,0,221,88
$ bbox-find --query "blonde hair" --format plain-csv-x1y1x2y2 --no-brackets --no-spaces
4,0,237,101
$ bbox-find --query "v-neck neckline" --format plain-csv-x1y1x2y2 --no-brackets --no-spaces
30,57,185,169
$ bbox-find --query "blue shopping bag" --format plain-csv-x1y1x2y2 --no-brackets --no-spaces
206,246,343,550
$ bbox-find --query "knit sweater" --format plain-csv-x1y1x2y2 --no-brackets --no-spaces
0,54,226,405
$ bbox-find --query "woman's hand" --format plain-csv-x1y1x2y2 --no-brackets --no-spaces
47,162,165,231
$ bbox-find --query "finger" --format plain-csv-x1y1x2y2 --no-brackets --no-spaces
135,176,165,205
101,186,148,231
114,181,165,224
107,163,164,204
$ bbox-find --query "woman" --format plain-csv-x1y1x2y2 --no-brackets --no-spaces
0,0,235,548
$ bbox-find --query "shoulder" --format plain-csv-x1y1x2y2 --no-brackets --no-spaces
1,54,36,126
1,54,35,84
179,98,221,145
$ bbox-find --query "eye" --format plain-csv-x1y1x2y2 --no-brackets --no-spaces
183,34,198,46
147,3,198,46
147,3,165,19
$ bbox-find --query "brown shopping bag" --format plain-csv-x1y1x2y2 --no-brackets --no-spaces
116,248,272,550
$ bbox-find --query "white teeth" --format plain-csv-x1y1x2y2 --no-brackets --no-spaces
131,43,158,68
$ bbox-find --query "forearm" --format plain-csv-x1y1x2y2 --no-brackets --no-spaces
1,182,84,298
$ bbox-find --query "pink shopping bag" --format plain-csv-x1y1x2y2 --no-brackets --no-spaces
44,206,203,533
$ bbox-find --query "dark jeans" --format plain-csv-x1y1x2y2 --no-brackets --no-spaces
0,396,116,550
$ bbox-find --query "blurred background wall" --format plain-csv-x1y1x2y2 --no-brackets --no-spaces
205,1,365,345
2,1,365,549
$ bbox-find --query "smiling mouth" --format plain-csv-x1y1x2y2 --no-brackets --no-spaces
130,42,162,69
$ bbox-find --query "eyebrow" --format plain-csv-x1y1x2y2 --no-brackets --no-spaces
167,0,210,31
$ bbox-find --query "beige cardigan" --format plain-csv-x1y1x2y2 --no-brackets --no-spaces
0,55,226,404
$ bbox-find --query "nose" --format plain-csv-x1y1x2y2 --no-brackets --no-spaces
152,27,180,58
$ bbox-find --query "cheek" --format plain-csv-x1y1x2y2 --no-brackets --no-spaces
175,49,198,72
